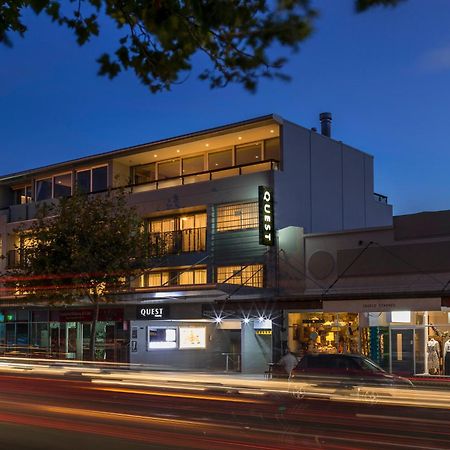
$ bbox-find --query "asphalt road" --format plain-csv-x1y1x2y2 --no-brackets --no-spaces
0,370,449,450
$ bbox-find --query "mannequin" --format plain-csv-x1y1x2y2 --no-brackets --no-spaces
427,337,440,375
444,339,450,376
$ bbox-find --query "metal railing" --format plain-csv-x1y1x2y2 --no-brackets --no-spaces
374,192,388,204
148,228,206,256
222,352,241,372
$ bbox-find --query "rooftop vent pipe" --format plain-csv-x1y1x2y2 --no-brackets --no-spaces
319,112,332,137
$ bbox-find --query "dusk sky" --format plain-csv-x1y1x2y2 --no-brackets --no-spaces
1,0,449,216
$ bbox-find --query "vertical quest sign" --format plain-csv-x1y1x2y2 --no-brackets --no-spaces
258,186,275,246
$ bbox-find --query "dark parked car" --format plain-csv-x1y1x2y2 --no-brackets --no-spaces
289,353,413,402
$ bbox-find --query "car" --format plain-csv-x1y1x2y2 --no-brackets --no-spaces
288,353,414,403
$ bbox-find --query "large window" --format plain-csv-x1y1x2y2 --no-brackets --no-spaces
12,186,32,205
76,166,108,193
92,166,108,192
53,173,72,198
158,159,180,180
236,143,262,165
148,213,206,255
35,178,52,201
217,264,264,288
134,163,156,184
264,137,280,161
182,155,204,175
208,149,232,170
139,268,207,288
216,202,258,232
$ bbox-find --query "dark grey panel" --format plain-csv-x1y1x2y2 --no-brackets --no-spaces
394,211,450,240
337,241,450,277
212,229,267,265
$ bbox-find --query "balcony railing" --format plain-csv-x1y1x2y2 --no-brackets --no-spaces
149,228,206,256
129,160,278,195
373,192,388,204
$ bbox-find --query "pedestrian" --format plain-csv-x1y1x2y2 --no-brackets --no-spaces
278,349,298,377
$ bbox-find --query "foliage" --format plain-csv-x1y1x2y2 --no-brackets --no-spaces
0,0,405,93
3,190,149,359
7,190,147,302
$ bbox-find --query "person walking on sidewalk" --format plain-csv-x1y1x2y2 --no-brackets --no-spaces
278,350,298,377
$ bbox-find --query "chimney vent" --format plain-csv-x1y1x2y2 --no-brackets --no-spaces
319,112,332,137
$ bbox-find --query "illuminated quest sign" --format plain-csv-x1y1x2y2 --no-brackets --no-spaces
258,185,275,246
136,305,170,320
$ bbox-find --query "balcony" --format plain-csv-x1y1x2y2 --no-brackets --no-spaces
129,160,278,195
149,228,206,257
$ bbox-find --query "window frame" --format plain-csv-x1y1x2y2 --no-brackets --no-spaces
216,202,259,232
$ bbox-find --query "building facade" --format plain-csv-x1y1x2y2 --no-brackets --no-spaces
0,113,392,373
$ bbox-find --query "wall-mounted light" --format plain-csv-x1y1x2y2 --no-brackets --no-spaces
153,154,158,158
243,317,250,324
214,316,222,324
270,129,274,133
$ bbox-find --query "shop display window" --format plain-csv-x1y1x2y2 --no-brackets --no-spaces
148,327,177,350
179,327,206,349
288,312,359,356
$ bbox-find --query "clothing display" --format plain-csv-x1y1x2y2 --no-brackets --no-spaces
444,339,450,376
427,338,440,374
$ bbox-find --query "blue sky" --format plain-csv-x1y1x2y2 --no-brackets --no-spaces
1,0,449,215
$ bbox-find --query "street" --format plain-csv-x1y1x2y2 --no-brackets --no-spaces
0,365,448,449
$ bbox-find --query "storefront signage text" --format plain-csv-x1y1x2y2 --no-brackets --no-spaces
136,306,170,320
258,185,275,246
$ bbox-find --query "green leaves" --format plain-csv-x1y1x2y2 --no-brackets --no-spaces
10,190,148,303
1,0,407,91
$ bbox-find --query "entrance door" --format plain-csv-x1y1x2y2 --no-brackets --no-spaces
391,329,414,375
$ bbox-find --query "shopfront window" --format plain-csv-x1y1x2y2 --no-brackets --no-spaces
148,327,177,350
288,312,359,357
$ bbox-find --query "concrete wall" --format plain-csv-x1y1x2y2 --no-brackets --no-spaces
302,216,450,297
276,121,392,234
241,321,272,373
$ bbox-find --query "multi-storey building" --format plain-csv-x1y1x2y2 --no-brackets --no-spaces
0,113,392,372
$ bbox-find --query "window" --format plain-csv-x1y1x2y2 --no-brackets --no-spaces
148,327,177,350
236,143,262,165
139,268,207,288
53,173,72,198
264,137,280,161
182,155,204,175
216,202,258,231
35,178,52,201
75,166,108,193
76,170,91,193
134,163,156,184
208,149,232,170
158,159,180,179
217,264,264,288
12,186,32,205
92,166,108,192
179,327,206,349
148,213,207,255
178,269,207,285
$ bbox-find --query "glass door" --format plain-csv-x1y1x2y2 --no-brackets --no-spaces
390,328,414,376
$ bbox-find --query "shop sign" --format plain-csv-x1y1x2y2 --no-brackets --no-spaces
136,305,170,320
256,330,272,336
258,186,275,246
323,298,442,313
57,308,123,322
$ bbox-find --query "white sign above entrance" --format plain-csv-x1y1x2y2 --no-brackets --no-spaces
323,298,442,313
